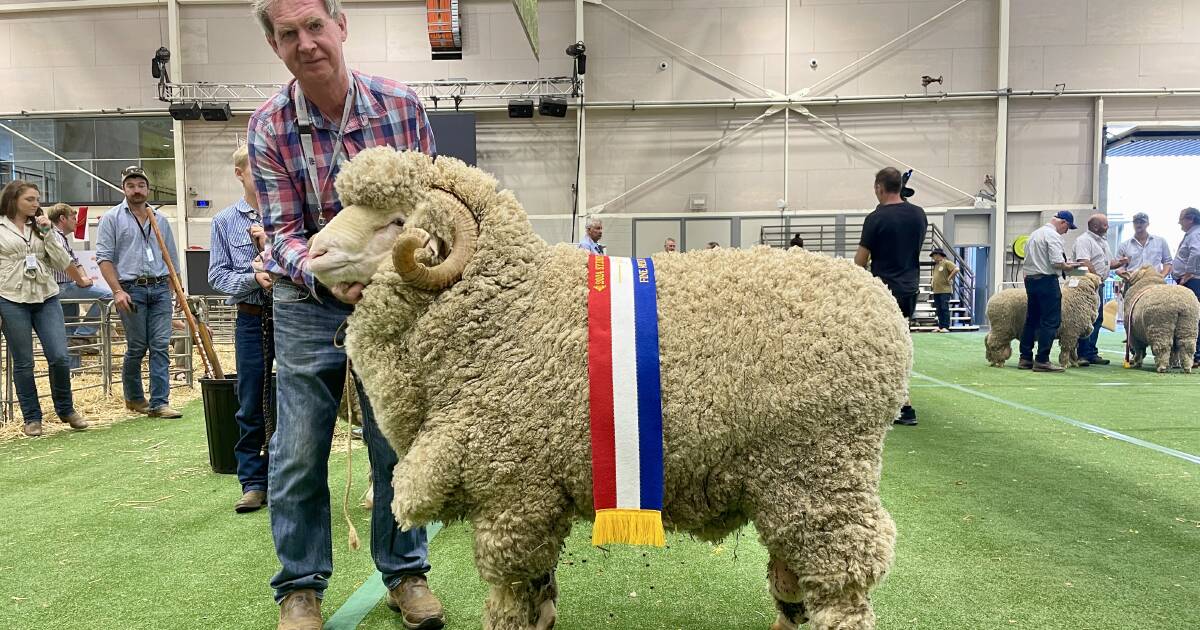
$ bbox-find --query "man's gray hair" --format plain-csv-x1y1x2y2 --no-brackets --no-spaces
1184,207,1200,224
585,217,603,229
252,0,343,37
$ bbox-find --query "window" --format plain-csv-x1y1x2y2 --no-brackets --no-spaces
0,116,176,205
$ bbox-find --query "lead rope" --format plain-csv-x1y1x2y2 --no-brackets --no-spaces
335,320,362,551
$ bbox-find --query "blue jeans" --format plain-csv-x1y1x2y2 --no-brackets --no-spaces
235,310,269,493
1019,275,1062,363
1185,278,1200,362
1077,287,1104,360
56,281,113,338
933,293,952,329
268,280,429,602
117,282,173,408
0,296,75,423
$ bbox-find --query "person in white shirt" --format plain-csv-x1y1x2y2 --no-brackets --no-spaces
1117,212,1172,282
1071,214,1127,365
1019,211,1084,372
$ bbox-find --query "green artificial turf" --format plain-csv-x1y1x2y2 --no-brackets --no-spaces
1,331,1197,629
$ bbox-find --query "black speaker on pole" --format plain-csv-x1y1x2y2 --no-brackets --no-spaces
169,102,201,120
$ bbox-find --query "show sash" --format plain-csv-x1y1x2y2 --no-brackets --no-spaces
587,255,666,547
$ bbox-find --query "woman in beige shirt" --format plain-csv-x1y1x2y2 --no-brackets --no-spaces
0,180,88,437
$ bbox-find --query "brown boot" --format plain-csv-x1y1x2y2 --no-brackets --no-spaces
23,422,43,437
125,399,150,414
386,575,445,630
59,412,89,430
234,490,267,514
148,405,183,419
277,589,322,630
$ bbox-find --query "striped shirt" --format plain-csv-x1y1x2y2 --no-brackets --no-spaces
207,198,265,306
52,228,81,285
1117,234,1172,275
247,70,436,290
1172,225,1200,279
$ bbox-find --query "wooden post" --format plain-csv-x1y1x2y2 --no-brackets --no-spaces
147,211,224,379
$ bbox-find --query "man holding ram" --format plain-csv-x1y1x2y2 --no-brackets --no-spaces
246,1,443,629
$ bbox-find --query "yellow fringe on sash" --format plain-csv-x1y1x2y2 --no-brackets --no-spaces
592,508,666,547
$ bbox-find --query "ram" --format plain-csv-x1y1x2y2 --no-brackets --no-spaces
308,148,911,630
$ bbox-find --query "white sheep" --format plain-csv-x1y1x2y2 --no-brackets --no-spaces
984,274,1102,367
1123,266,1199,373
308,148,912,630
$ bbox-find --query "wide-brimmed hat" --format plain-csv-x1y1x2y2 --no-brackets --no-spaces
929,248,947,257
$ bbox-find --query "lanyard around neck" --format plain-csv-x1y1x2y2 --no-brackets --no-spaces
2,221,33,250
295,76,356,229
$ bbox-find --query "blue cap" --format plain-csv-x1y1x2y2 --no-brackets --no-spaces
1054,210,1077,230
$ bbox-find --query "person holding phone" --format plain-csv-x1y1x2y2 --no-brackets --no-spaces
0,181,89,437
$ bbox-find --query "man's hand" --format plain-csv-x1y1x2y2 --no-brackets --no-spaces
331,282,364,305
249,225,268,252
76,276,94,289
113,289,134,313
255,272,273,290
251,255,266,274
1183,273,1196,285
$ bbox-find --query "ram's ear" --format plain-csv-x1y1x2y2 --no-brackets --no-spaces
335,147,435,212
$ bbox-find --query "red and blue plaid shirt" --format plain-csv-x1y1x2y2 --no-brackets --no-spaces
247,70,435,290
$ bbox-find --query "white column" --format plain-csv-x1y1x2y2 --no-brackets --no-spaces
168,0,189,284
574,0,587,241
991,0,1010,296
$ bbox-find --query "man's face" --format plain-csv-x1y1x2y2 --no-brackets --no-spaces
1182,210,1196,230
58,213,77,233
587,224,602,241
267,0,348,86
123,178,149,205
665,240,676,252
1052,218,1069,235
1133,219,1148,235
1092,217,1108,237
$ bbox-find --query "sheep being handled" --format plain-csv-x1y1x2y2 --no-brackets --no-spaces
307,148,911,630
983,273,1102,367
1122,266,1199,373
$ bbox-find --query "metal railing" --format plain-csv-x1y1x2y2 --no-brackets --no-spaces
0,297,197,424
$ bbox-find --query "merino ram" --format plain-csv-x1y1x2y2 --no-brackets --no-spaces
1122,266,1199,373
983,273,1102,367
306,148,912,630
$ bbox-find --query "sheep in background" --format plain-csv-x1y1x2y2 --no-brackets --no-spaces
1123,266,1199,373
306,148,911,630
984,273,1102,367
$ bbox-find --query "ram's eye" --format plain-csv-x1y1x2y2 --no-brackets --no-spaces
391,218,405,227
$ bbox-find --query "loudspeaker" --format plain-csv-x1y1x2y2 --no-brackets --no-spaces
168,102,201,121
201,103,232,122
538,97,568,118
507,99,534,119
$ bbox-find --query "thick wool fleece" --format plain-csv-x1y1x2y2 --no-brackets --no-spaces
983,274,1102,367
333,151,911,630
1124,268,1200,373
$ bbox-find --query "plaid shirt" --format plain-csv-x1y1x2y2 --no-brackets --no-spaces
247,70,435,290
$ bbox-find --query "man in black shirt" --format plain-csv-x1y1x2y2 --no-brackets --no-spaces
855,167,928,426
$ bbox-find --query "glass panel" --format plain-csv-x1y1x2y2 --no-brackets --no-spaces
57,159,95,205
94,161,126,206
143,159,176,203
139,118,174,159
94,119,140,160
55,120,96,156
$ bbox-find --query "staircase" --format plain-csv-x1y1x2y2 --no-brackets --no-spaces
760,222,979,332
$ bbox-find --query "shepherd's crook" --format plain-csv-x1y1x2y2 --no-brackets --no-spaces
147,211,224,379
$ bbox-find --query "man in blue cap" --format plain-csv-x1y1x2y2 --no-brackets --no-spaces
1018,211,1085,372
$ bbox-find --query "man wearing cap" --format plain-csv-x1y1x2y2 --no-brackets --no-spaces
1170,206,1200,368
1071,214,1128,366
1018,211,1085,372
95,166,183,418
929,248,958,332
1117,212,1173,282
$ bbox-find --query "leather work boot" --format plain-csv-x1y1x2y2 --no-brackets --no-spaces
1017,358,1034,370
277,589,322,630
23,422,43,437
386,575,446,630
1033,361,1065,373
148,405,183,419
125,399,150,414
235,490,267,514
59,412,89,430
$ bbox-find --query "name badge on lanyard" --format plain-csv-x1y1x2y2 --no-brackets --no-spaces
145,246,155,263
25,253,37,270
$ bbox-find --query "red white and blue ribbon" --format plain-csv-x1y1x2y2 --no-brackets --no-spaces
587,255,665,547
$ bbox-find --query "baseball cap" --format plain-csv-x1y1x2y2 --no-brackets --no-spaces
121,165,150,186
929,248,946,258
1132,212,1149,223
1054,210,1077,230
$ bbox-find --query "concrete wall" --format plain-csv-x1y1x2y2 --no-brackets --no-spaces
2,0,1200,256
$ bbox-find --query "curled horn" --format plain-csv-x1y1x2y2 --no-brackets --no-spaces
392,189,478,290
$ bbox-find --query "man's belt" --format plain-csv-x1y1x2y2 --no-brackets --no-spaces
123,275,168,286
1026,273,1056,279
237,303,264,317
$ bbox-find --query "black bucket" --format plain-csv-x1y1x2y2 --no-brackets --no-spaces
199,375,240,475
